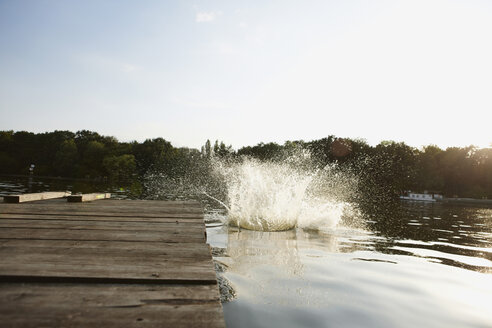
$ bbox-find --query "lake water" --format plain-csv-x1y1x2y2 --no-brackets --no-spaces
2,176,491,327
207,202,492,328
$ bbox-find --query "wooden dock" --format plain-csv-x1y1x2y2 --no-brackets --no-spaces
0,198,225,327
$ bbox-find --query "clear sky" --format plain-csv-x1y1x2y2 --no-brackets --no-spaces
1,0,491,150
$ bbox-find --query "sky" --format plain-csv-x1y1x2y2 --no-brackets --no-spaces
0,0,491,150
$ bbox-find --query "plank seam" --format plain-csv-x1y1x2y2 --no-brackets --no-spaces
0,237,204,243
0,217,203,224
0,211,204,218
0,275,218,285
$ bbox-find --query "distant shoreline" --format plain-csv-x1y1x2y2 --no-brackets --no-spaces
401,197,492,208
0,174,99,182
439,197,492,206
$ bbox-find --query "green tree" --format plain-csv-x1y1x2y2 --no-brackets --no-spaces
212,140,233,158
237,142,284,160
11,131,39,174
0,131,17,173
202,139,213,158
102,154,136,181
440,146,474,197
306,136,336,165
132,138,177,175
472,148,492,198
415,145,444,192
369,141,418,196
80,141,106,178
54,139,78,177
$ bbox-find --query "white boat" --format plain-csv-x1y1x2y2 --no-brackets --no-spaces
400,191,443,202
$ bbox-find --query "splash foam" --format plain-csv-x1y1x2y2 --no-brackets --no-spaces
213,156,360,231
144,150,362,232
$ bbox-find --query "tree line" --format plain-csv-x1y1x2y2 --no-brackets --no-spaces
0,130,491,199
0,130,186,182
239,137,492,199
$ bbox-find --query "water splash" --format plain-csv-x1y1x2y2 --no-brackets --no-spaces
223,159,311,231
211,154,362,231
144,150,363,232
201,190,231,212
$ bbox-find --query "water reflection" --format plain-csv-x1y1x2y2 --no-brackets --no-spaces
207,202,492,328
225,229,303,276
364,202,492,273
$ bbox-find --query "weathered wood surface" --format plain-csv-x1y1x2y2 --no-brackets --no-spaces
0,199,204,218
0,284,224,328
3,191,71,203
0,199,225,327
0,213,204,224
67,192,111,202
0,227,206,243
0,218,206,233
0,239,211,254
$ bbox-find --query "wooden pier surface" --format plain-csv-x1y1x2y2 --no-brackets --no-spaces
0,198,225,327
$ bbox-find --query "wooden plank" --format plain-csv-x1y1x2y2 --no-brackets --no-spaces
81,199,203,207
0,227,205,243
0,259,217,284
0,244,211,260
0,239,216,283
0,205,204,216
0,199,204,216
0,249,214,266
0,213,205,224
0,203,204,213
0,210,204,219
3,191,71,203
75,199,203,207
0,283,225,328
0,262,217,284
62,199,203,207
0,237,215,283
0,218,207,233
67,193,111,202
0,239,212,254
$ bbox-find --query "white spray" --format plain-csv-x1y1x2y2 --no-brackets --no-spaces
145,150,362,232
211,154,360,231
